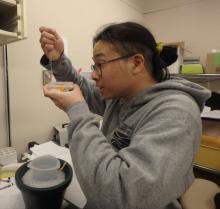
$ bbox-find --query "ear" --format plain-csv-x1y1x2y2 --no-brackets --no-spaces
131,54,145,75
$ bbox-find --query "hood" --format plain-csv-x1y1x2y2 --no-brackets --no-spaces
129,76,211,112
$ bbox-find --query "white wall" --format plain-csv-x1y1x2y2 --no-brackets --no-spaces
2,0,220,155
2,0,142,155
143,0,220,65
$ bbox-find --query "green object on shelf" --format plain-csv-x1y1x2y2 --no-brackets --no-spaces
180,64,204,74
214,52,220,68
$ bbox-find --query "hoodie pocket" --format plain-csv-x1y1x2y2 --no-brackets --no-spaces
111,123,133,150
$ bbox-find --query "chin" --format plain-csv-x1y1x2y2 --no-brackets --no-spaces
101,92,113,100
100,89,120,100
103,94,120,100
102,94,111,100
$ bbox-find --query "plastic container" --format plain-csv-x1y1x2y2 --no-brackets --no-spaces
15,158,73,209
47,82,74,92
26,155,60,182
0,146,17,165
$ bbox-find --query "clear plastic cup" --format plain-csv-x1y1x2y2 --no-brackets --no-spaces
27,155,60,181
47,81,74,92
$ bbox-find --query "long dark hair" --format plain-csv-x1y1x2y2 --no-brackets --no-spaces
93,22,171,82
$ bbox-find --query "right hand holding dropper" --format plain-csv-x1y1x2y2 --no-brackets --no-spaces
39,26,64,61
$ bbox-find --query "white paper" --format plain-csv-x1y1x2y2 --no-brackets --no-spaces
30,141,68,158
0,178,25,209
201,106,220,119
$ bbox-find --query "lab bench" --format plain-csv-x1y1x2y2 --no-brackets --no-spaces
178,73,220,185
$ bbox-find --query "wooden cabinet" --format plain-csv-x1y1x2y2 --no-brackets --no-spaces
179,74,220,172
0,0,26,45
179,74,220,174
195,136,220,171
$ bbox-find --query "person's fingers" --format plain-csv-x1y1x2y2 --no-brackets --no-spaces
43,85,51,95
44,28,61,40
43,88,60,102
39,26,61,40
43,85,50,97
40,38,52,52
43,86,62,109
40,36,55,45
39,36,54,54
39,26,49,33
44,44,55,51
40,32,56,45
39,26,56,34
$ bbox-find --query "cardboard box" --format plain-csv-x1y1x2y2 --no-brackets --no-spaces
206,52,220,74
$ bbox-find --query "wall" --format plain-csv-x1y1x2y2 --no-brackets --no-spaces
120,0,144,13
143,0,220,66
1,0,142,155
2,0,220,155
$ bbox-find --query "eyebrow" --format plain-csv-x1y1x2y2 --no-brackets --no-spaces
93,52,106,60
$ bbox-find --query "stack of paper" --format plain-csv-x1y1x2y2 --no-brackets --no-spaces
201,106,220,119
30,141,69,159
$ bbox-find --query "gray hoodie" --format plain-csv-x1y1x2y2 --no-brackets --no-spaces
41,54,211,209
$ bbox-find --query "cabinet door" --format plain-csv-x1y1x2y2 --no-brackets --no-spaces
0,0,27,45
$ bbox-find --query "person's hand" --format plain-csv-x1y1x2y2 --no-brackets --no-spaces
43,84,85,111
39,26,64,61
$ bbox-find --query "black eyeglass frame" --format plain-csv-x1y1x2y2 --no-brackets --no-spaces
91,53,137,76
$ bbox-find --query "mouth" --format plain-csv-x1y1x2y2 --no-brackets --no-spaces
97,86,104,94
96,83,105,93
96,84,103,90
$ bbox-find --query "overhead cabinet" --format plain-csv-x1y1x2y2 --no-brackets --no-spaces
0,0,26,45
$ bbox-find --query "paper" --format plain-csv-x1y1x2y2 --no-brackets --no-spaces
58,151,87,208
30,141,69,158
0,178,25,209
201,106,220,119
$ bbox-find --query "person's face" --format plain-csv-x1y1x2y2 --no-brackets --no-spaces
91,41,135,99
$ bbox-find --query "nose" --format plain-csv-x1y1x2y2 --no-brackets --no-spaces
91,70,100,81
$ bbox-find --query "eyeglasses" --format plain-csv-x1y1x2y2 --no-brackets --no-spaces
91,53,136,76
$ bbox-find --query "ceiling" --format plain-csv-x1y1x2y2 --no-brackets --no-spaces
121,0,204,14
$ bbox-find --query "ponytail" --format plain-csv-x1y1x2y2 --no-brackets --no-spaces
152,49,170,82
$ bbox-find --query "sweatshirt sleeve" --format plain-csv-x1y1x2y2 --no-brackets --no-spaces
66,95,201,209
40,54,106,116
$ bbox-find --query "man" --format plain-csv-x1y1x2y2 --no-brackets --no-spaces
40,22,210,209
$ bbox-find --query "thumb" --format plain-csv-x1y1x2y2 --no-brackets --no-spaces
43,84,60,98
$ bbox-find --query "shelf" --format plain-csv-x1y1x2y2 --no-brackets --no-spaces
0,29,17,37
172,73,220,82
0,29,19,45
0,0,26,45
0,0,16,7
